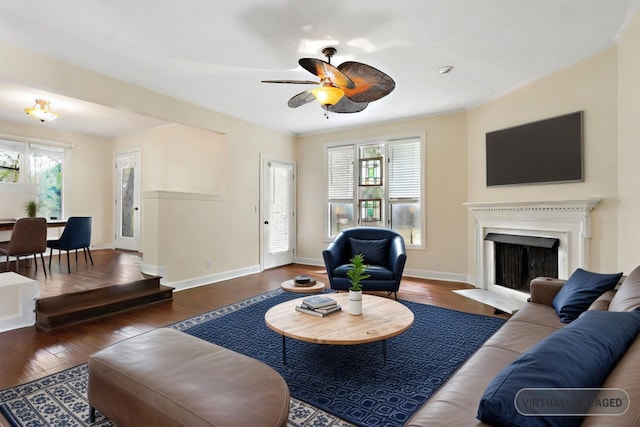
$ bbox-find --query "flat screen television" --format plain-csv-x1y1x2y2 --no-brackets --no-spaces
486,111,583,186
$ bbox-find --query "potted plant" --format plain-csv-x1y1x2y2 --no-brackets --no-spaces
24,200,38,217
347,253,370,315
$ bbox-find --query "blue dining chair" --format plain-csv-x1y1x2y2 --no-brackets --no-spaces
47,216,94,273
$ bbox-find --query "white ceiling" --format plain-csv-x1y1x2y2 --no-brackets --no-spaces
0,0,638,137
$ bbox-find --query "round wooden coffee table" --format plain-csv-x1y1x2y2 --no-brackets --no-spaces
265,293,414,377
280,279,325,293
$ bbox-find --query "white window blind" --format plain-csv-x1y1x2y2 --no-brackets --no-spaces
327,145,354,200
388,138,421,199
269,162,293,253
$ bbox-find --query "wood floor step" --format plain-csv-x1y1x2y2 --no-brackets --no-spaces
35,277,174,331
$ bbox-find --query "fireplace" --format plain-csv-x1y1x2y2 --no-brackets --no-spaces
459,199,602,313
485,233,559,293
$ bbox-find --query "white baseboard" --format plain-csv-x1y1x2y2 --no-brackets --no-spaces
141,263,167,284
166,264,262,292
144,257,472,294
294,257,325,267
403,268,469,284
297,257,471,285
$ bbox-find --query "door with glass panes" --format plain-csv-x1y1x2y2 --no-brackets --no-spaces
114,150,141,251
262,160,295,269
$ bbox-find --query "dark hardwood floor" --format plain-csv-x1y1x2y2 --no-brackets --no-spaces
0,250,509,391
2,249,150,299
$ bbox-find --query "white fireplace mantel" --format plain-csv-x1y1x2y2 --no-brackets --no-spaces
464,199,602,218
459,199,602,313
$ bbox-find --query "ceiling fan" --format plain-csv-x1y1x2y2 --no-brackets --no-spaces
262,47,395,116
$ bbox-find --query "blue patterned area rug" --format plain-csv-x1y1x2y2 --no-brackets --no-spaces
0,289,505,427
173,289,506,427
0,364,351,427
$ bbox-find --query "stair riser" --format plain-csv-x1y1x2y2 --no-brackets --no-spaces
36,291,173,331
36,278,163,312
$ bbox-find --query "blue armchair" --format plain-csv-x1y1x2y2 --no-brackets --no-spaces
47,216,94,273
322,227,407,299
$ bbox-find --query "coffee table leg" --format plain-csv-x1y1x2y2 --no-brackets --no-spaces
282,335,287,365
333,346,338,380
382,340,387,365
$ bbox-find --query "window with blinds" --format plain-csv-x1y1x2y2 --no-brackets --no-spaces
325,137,423,246
388,138,422,245
327,145,355,235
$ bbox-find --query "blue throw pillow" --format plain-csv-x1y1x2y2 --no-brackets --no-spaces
552,268,622,323
477,310,640,427
349,238,389,266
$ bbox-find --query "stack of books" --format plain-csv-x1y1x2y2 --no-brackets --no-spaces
295,295,341,317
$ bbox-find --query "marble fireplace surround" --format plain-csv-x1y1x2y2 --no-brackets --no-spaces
459,199,602,313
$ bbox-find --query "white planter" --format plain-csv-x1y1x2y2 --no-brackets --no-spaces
348,289,363,316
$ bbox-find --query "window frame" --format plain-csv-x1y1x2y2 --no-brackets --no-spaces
324,134,425,249
0,136,67,219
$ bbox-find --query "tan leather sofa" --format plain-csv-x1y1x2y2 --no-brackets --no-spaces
88,328,290,427
406,266,640,427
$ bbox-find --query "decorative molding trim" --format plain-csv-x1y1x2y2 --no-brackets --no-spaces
463,199,602,211
142,190,225,201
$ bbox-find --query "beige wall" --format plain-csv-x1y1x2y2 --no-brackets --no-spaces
0,41,296,286
617,10,640,273
0,118,113,247
466,46,620,278
296,112,469,281
114,123,227,195
2,9,639,286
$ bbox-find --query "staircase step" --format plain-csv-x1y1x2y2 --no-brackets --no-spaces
35,277,173,331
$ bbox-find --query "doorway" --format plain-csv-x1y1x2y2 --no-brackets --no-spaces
114,150,141,251
261,159,296,269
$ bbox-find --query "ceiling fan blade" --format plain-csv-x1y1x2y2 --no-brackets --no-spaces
299,58,355,89
261,79,319,85
338,61,395,103
327,97,369,114
287,91,316,108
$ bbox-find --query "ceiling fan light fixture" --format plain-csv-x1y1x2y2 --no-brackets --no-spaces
311,85,344,106
25,99,59,122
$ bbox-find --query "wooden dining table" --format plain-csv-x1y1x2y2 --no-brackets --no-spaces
0,219,67,232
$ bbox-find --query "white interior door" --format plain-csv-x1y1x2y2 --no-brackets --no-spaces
262,160,295,269
114,150,141,251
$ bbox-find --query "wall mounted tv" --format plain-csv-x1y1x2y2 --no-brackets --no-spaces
486,111,584,186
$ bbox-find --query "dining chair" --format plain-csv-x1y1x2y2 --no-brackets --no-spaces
0,217,48,277
47,216,94,273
